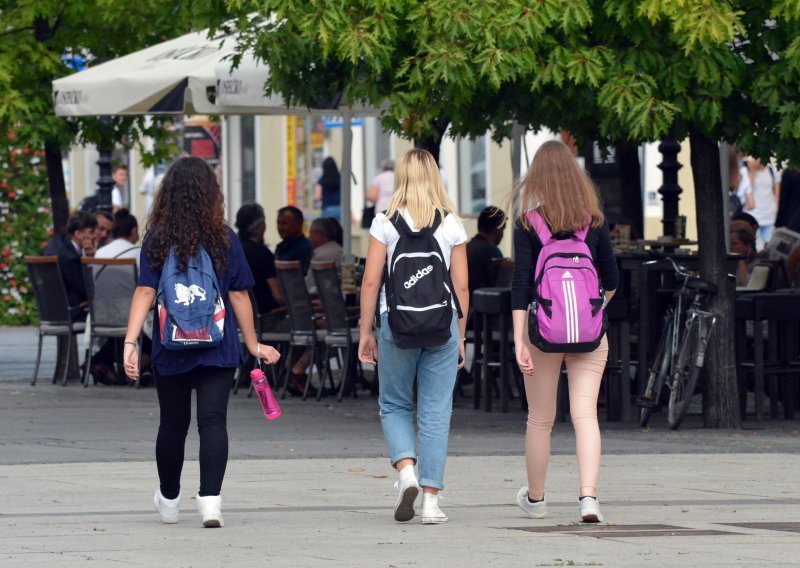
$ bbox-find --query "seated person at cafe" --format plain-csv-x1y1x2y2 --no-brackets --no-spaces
43,211,97,320
92,209,147,384
96,209,140,265
730,220,758,286
466,206,506,299
275,205,313,273
94,211,113,249
306,217,344,293
235,203,287,332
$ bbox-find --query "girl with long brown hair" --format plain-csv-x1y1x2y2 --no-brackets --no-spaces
511,140,618,523
123,157,279,528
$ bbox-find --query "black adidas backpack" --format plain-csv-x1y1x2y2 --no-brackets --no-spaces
384,211,462,349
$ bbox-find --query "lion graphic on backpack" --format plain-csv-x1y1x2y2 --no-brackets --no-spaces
173,283,207,306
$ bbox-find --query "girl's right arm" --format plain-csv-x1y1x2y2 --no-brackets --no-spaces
123,286,157,380
358,236,387,364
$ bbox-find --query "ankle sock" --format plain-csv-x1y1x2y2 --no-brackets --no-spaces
398,464,416,483
527,494,544,504
579,495,597,501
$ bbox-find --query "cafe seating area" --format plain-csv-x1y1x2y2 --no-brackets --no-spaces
24,236,800,423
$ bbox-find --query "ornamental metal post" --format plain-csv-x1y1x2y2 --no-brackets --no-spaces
95,116,114,213
657,135,682,238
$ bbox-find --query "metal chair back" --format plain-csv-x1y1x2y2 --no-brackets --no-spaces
312,262,350,335
275,260,316,334
25,256,72,325
81,258,137,330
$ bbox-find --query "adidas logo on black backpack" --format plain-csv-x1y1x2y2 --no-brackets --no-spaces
384,212,462,349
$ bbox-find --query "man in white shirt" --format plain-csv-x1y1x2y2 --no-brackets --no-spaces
95,209,140,267
110,164,129,213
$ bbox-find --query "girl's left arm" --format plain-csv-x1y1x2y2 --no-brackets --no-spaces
449,243,469,342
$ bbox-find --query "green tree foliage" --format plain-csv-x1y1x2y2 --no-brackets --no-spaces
0,1,195,232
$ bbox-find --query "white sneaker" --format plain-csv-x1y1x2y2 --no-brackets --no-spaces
420,492,448,524
197,494,224,528
516,486,547,518
393,476,420,522
153,488,181,524
579,496,603,523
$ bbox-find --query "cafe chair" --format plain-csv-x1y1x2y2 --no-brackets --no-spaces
275,260,326,400
494,258,515,288
80,257,139,388
472,287,524,412
735,289,800,420
25,256,87,386
312,262,362,401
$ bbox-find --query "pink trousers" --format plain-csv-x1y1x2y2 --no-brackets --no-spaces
523,336,608,499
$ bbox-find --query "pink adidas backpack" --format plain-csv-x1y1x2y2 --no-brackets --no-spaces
525,210,606,353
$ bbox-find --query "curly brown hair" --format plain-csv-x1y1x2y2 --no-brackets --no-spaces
145,157,229,273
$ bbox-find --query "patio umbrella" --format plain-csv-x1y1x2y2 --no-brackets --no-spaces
53,30,232,116
52,30,380,254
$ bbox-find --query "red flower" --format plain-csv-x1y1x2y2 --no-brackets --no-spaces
8,192,15,198
9,279,16,286
22,148,29,154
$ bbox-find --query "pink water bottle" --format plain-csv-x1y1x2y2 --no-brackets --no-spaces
250,367,282,420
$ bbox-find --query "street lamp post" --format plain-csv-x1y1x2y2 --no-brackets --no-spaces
657,135,682,238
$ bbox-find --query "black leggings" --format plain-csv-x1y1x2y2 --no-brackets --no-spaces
155,366,234,498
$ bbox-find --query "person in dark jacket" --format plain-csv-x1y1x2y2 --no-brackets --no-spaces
43,211,98,320
466,206,506,299
511,140,618,524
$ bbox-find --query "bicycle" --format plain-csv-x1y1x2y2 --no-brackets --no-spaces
637,254,718,429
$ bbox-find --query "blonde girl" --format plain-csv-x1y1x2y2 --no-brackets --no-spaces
358,149,469,524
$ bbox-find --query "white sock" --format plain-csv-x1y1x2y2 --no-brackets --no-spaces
398,464,417,484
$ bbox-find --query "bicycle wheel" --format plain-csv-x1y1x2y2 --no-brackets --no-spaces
639,317,673,427
667,321,702,429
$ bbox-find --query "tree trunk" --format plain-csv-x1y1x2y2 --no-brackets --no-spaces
616,143,644,240
44,140,69,234
413,119,449,165
689,128,741,428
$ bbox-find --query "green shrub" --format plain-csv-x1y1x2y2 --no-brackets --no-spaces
0,136,52,325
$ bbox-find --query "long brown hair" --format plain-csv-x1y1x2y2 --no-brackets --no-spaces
145,156,229,273
517,140,604,231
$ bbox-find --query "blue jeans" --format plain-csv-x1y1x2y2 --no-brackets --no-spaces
756,224,773,249
321,205,341,221
377,311,459,490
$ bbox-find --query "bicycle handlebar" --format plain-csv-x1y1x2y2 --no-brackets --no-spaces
644,251,693,279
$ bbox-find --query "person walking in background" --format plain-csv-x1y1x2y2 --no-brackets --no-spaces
122,157,280,528
358,149,469,525
111,164,129,212
275,205,313,273
315,156,342,221
367,159,396,214
747,157,781,247
776,166,800,233
511,140,618,523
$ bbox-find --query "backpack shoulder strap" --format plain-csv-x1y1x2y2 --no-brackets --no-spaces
526,210,552,243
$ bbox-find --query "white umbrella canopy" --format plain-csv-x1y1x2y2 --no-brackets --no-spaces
53,30,234,116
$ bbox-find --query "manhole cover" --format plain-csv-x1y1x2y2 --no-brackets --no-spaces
507,524,739,538
720,522,800,533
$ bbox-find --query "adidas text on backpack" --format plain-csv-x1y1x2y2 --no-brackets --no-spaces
384,212,462,349
525,210,606,353
157,247,226,350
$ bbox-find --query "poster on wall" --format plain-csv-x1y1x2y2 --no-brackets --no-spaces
183,117,222,172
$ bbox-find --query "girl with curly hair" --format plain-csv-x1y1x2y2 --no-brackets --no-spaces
123,156,279,528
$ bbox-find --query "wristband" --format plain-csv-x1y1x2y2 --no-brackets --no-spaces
124,341,137,347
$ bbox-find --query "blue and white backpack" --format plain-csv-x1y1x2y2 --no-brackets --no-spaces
157,247,225,350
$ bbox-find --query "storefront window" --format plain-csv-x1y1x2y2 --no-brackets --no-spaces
458,135,487,215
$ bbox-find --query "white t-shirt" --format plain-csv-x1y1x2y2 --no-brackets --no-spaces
736,165,751,205
96,238,141,269
750,167,780,226
369,209,467,314
372,170,396,212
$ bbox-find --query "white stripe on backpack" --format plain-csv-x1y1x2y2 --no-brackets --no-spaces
562,280,580,343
